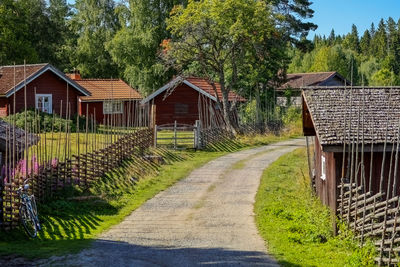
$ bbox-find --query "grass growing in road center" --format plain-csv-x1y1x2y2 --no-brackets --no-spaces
254,148,376,266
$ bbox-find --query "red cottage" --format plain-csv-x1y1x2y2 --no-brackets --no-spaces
67,73,142,124
0,64,90,116
141,76,245,125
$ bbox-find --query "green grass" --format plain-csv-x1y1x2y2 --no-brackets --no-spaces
254,148,376,266
0,148,226,259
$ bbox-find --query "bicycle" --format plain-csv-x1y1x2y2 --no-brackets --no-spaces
17,179,41,238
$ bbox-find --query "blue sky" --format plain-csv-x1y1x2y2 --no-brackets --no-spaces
308,0,400,38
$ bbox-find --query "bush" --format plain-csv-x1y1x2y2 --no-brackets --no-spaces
2,110,89,133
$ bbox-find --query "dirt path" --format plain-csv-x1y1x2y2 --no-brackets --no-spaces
39,138,304,266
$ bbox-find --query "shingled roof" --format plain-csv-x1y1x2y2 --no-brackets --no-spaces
74,79,142,102
303,87,400,147
0,120,39,153
141,76,246,104
280,72,348,90
0,63,90,97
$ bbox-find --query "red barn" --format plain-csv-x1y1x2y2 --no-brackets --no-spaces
0,63,90,117
66,73,142,124
141,76,245,125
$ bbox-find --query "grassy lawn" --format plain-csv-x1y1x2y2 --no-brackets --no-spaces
255,148,376,266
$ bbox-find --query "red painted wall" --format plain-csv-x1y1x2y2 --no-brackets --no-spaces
3,70,83,117
80,100,141,125
314,136,338,213
154,84,201,125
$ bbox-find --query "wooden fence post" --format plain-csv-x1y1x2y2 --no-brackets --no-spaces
174,120,177,150
154,125,157,148
194,120,200,149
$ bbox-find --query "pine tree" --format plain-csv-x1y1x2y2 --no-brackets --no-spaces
372,19,388,58
343,24,360,52
360,30,371,57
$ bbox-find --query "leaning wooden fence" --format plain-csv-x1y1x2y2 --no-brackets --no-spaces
1,128,152,230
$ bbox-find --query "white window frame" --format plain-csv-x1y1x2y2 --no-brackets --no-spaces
103,100,123,114
321,155,326,180
35,94,53,114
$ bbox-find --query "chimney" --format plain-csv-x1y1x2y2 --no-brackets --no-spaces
68,69,81,80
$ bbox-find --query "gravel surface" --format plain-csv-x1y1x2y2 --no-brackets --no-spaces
17,138,305,267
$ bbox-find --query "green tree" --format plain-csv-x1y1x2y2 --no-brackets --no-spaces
0,0,38,64
107,0,187,95
47,0,72,68
70,0,120,77
166,0,287,131
371,19,387,58
343,24,360,52
360,30,371,57
370,68,398,86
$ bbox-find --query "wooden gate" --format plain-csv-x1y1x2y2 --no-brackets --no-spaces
154,121,201,149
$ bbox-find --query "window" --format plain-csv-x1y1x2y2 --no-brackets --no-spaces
35,94,52,114
174,103,188,114
321,155,326,180
103,100,123,114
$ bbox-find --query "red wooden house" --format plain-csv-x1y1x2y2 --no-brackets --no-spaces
302,87,400,213
68,73,142,124
0,63,90,116
141,76,245,125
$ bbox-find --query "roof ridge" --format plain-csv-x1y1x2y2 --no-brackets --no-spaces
77,78,121,81
0,63,48,68
287,71,336,75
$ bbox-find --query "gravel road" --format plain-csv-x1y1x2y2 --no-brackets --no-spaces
34,138,304,266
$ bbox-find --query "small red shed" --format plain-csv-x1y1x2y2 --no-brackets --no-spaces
141,76,245,125
68,74,142,124
0,64,90,117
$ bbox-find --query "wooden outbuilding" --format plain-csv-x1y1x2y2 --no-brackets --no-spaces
0,64,90,116
302,87,400,213
141,76,245,125
68,73,142,124
278,72,348,106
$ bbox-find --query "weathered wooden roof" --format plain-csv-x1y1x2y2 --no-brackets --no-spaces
279,72,348,90
0,120,39,153
303,87,400,147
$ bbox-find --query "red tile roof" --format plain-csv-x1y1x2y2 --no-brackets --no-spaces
74,79,142,102
0,63,90,96
185,77,246,102
279,72,344,90
0,64,47,95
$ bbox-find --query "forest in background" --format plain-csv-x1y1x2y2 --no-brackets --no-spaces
289,18,400,86
0,0,316,96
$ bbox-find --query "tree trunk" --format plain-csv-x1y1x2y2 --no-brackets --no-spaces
255,87,264,133
219,72,236,135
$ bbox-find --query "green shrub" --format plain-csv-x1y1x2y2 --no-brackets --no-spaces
3,110,89,133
